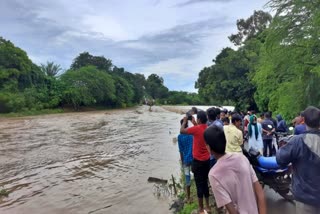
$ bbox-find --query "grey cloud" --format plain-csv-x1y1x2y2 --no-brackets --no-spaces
0,0,235,91
0,0,232,71
117,17,233,65
175,0,233,7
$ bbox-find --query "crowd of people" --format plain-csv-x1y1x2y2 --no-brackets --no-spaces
177,106,320,214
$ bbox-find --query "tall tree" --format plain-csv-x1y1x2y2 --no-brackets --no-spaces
70,52,113,72
40,61,62,77
146,74,169,99
229,10,272,46
252,0,320,118
60,66,116,110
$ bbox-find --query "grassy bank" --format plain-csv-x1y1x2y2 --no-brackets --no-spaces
175,165,221,214
0,105,140,118
0,108,65,118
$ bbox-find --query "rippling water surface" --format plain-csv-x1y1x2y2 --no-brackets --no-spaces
0,105,296,214
0,106,182,214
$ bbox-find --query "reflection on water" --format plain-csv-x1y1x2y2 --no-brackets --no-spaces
0,106,182,214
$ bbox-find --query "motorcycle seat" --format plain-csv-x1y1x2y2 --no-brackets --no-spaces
257,156,280,169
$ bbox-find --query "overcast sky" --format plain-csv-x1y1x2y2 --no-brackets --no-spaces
0,0,269,92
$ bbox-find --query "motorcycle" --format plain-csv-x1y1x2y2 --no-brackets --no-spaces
242,147,294,201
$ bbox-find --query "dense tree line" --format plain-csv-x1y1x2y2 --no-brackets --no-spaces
196,0,320,119
0,38,201,113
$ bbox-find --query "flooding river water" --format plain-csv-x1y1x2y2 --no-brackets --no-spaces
0,106,295,214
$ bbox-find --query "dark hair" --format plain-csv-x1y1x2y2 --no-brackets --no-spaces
231,111,238,116
191,107,198,114
204,126,226,154
214,108,221,119
222,117,230,124
207,107,217,121
197,110,208,124
231,114,242,124
265,112,271,118
260,112,265,118
180,119,188,129
302,106,320,128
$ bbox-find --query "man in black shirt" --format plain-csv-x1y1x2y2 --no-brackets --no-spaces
262,112,275,157
269,111,278,128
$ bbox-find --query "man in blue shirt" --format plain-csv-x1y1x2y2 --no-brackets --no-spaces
178,119,193,203
294,112,307,135
277,106,320,213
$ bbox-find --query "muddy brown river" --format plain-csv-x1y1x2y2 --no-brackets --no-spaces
0,106,295,214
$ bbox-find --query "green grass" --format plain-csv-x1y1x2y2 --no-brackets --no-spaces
0,105,140,118
0,108,64,117
0,188,9,197
176,165,221,214
178,202,198,214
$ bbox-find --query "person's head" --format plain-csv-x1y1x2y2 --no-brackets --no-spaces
204,126,226,157
247,111,252,116
276,114,283,122
250,115,257,124
214,108,221,119
180,119,188,129
301,106,320,129
222,117,230,126
220,111,226,120
206,107,217,121
299,111,305,124
264,112,271,119
232,114,242,128
260,112,265,119
191,107,198,115
197,110,208,125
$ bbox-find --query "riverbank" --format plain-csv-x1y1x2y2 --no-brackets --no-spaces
175,168,220,214
0,105,140,118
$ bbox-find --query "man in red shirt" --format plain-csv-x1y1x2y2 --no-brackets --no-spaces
181,111,210,214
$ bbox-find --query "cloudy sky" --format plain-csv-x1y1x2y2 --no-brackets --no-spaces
0,0,269,92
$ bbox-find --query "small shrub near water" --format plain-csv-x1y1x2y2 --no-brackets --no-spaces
0,188,9,197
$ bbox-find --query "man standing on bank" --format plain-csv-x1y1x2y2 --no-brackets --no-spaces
181,111,210,214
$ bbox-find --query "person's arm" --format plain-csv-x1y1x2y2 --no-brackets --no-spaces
180,117,188,134
238,130,243,145
253,181,266,214
284,121,289,132
276,137,300,166
261,123,268,134
225,203,239,214
250,165,266,214
191,116,197,126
